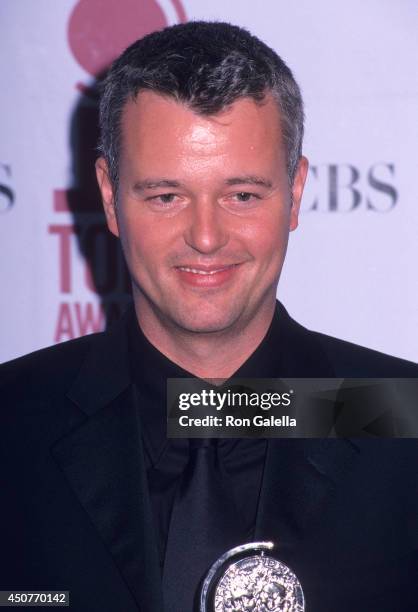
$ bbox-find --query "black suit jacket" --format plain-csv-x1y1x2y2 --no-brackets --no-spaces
1,303,418,611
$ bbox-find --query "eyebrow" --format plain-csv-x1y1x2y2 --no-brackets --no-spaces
133,175,273,191
225,175,273,189
133,179,181,192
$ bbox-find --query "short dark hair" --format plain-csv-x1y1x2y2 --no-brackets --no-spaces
98,21,304,193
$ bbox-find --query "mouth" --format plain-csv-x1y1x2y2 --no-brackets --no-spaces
177,265,237,275
174,263,242,287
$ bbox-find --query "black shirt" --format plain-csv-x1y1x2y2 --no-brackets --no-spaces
127,307,287,568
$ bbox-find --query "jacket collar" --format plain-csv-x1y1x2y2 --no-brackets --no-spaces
255,437,360,545
253,304,361,566
66,300,337,414
270,301,336,377
52,310,163,612
66,312,132,415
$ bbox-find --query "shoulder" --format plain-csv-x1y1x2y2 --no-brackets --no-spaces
0,309,132,452
312,328,417,377
0,332,103,403
278,302,418,377
0,305,132,415
0,333,110,453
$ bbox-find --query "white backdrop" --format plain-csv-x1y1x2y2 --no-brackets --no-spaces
1,0,417,363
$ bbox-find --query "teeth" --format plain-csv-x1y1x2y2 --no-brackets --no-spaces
179,267,228,275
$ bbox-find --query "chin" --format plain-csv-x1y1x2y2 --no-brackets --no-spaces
168,305,242,335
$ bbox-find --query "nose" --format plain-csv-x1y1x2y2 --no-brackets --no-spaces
183,199,229,254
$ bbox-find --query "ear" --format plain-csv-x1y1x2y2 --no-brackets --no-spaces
95,157,119,237
289,156,309,231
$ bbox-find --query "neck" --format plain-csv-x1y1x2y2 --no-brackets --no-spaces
133,298,276,379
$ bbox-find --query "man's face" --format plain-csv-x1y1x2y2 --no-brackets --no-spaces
97,91,307,335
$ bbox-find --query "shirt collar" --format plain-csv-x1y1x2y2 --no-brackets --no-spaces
127,301,335,461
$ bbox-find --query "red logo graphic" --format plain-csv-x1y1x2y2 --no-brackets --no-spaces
68,0,187,78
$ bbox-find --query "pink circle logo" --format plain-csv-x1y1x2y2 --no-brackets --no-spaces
68,0,187,78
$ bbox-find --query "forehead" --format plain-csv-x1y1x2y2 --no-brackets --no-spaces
119,91,286,178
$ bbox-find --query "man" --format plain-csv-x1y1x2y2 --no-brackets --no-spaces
1,21,417,612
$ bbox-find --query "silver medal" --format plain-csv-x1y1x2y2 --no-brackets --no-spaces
200,542,304,612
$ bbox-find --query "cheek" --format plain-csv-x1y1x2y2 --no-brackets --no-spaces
116,213,148,266
236,208,290,260
117,209,177,272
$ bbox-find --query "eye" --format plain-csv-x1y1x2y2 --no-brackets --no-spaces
220,191,263,213
230,192,261,204
148,193,178,205
235,192,256,202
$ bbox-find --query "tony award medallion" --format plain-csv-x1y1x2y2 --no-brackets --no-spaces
200,542,304,612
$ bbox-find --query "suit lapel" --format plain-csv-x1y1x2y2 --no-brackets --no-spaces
51,314,163,612
255,438,360,548
255,304,361,552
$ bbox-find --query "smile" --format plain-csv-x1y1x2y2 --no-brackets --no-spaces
175,264,241,287
177,266,237,275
